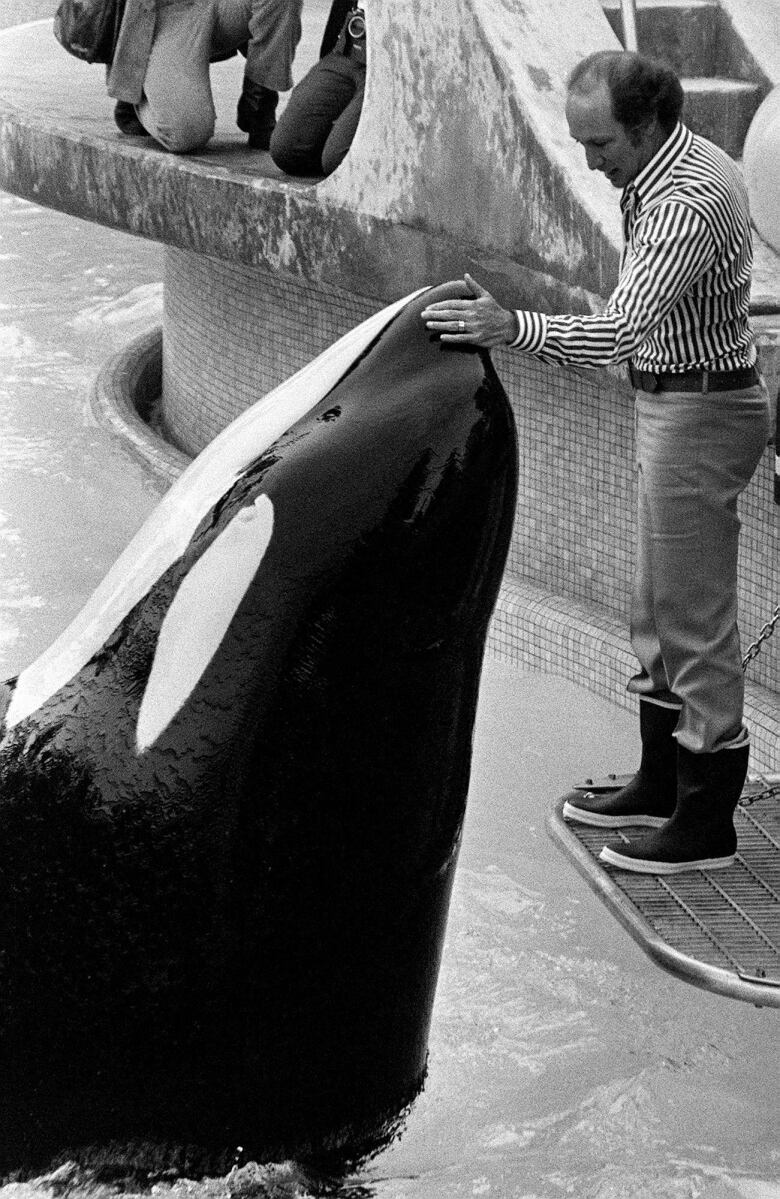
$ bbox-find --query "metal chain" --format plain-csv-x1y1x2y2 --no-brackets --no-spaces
739,776,780,807
741,604,780,671
738,605,780,804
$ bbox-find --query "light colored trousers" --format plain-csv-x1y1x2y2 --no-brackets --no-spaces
627,381,771,753
138,0,302,153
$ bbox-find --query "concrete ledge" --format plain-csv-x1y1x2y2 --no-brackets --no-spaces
0,10,614,315
0,0,56,29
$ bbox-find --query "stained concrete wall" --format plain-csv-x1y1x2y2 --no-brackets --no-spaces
323,0,624,310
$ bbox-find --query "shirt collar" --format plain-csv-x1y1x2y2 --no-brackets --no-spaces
621,123,692,215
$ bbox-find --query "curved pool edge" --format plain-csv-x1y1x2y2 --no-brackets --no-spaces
90,325,190,488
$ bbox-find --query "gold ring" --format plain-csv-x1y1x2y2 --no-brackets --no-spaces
458,320,465,332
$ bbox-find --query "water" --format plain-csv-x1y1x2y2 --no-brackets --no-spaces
1,191,779,1199
0,191,165,673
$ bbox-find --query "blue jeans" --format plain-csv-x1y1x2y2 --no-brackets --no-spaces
627,380,771,752
269,51,365,176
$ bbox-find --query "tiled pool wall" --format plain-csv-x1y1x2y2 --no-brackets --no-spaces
161,249,778,763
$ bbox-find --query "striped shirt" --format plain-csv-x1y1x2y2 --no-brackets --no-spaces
509,123,756,372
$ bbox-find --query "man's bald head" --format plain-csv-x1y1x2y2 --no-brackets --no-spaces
568,50,684,144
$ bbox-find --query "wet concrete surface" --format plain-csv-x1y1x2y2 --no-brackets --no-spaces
0,10,320,182
1,192,780,1198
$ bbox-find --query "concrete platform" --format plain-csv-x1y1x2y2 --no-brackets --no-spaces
549,787,780,1008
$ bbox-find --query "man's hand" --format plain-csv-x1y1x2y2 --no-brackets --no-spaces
421,274,519,347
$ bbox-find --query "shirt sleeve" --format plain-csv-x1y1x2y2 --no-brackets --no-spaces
508,200,718,367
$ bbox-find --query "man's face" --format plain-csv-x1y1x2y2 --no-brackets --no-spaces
565,81,660,189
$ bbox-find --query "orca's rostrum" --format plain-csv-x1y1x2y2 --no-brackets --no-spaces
0,283,517,1172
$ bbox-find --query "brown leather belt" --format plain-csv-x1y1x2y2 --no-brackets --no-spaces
628,364,760,394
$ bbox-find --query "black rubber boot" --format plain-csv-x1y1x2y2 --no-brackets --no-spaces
113,100,150,137
562,699,680,827
236,81,278,150
599,738,749,874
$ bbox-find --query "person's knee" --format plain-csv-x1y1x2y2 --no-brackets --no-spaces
269,122,322,175
320,134,349,177
140,102,215,153
320,89,364,176
157,113,215,153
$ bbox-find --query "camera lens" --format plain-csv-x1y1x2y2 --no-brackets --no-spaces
347,12,365,39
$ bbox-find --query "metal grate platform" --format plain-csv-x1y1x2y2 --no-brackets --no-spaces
547,786,780,1008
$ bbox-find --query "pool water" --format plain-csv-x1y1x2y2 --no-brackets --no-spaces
1,191,779,1199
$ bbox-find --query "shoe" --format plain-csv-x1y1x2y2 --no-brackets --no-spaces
113,100,150,137
236,81,278,150
562,698,679,827
599,735,749,874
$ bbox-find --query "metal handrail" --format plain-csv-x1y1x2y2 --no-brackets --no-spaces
620,0,639,51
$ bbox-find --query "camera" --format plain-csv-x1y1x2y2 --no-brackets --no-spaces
346,8,365,40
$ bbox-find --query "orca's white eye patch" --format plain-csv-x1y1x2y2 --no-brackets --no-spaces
3,286,429,734
136,495,274,753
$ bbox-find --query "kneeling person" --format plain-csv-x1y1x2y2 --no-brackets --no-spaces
270,1,366,177
109,0,303,154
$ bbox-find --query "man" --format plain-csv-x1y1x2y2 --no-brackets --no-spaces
108,0,303,153
422,51,771,875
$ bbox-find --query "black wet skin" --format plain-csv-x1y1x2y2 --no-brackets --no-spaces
0,283,518,1176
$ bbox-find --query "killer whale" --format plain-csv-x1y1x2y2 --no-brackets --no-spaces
0,282,517,1173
